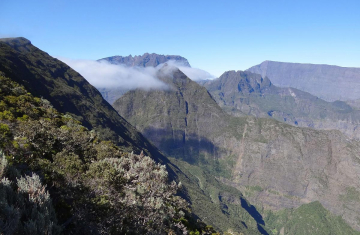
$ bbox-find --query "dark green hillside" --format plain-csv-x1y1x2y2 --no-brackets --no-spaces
263,201,360,235
0,37,166,163
0,73,220,234
171,158,267,235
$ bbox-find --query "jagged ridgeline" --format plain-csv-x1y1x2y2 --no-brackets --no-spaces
0,73,219,234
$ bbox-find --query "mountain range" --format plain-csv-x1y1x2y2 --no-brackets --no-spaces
1,37,360,234
247,60,360,102
204,70,360,139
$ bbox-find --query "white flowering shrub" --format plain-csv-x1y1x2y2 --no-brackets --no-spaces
0,150,60,235
85,151,190,234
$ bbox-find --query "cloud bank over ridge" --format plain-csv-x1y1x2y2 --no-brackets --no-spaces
166,60,215,81
58,57,215,90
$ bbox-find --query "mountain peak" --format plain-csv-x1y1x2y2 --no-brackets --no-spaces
213,70,272,93
0,37,33,53
0,37,31,45
157,63,191,87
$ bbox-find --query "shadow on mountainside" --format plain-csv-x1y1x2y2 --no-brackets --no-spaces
143,127,221,165
240,198,269,235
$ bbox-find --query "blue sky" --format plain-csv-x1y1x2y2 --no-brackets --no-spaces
1,0,360,76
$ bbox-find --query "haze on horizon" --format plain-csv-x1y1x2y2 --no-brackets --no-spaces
1,0,360,77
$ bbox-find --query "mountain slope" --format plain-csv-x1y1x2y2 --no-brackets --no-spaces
0,37,167,163
0,73,221,234
113,65,360,231
263,201,360,235
204,70,360,139
247,60,360,102
99,53,191,67
113,65,229,163
0,37,265,234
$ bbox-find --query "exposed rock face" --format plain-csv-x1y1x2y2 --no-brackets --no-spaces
247,60,360,102
226,118,360,231
204,70,360,139
99,53,191,67
114,66,360,230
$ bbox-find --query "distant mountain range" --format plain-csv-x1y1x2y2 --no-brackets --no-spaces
99,53,191,67
204,70,360,139
247,60,360,102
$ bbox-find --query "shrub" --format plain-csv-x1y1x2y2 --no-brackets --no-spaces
0,150,61,235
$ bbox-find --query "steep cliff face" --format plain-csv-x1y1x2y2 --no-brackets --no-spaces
247,60,360,102
205,70,360,139
114,66,360,231
224,117,360,231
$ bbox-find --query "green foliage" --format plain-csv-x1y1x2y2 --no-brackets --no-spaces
263,201,360,235
170,158,264,235
0,151,61,235
0,123,11,147
340,187,360,202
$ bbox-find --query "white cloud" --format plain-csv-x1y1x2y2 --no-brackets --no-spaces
166,60,216,81
58,58,168,90
57,57,216,92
